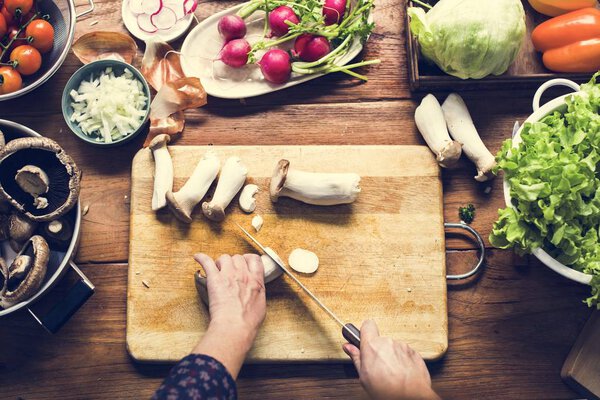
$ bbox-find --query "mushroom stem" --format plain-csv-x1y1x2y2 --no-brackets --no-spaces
441,93,497,182
202,157,248,221
41,218,73,249
149,134,174,211
166,151,220,223
415,94,463,168
15,165,50,209
239,184,259,213
270,160,361,205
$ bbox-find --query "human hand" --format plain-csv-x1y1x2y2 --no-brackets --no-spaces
343,320,440,400
192,253,266,378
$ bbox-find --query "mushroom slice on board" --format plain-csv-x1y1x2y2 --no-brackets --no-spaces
0,257,7,297
0,235,49,309
0,137,81,222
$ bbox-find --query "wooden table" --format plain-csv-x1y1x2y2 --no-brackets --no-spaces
0,0,594,398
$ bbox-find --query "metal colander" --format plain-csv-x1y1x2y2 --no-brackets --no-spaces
0,0,94,101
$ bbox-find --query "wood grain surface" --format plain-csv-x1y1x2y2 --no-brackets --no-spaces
128,146,447,362
0,0,595,398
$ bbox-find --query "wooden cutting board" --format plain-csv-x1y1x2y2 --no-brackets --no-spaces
127,145,447,363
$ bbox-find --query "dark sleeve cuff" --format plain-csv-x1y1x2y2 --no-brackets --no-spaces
152,354,237,400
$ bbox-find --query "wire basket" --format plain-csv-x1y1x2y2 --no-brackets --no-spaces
0,0,94,101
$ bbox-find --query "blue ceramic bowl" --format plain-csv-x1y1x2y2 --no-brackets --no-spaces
61,59,151,147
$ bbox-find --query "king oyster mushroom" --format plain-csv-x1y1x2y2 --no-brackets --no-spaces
0,235,49,308
0,137,81,222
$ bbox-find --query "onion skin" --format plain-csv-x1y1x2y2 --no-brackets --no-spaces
268,6,299,37
323,0,347,25
293,34,331,62
258,49,292,84
220,38,251,68
218,15,247,41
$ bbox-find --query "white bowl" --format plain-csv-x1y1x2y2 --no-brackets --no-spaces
121,0,194,43
503,79,592,285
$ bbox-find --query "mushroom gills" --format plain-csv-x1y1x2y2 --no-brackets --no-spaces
288,248,319,274
0,138,81,221
0,235,50,309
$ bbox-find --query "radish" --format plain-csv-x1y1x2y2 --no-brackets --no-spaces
292,34,331,62
258,49,291,84
323,0,347,25
219,39,251,68
218,15,247,41
268,6,299,37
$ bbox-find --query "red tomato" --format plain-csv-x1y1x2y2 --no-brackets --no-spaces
10,44,41,75
0,66,22,94
0,6,12,25
4,0,32,17
0,13,6,38
25,19,53,53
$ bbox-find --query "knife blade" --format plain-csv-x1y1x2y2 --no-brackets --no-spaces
236,223,361,348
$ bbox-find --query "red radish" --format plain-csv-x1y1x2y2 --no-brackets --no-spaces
268,6,299,37
293,34,330,62
219,38,251,68
323,0,346,25
218,15,247,41
258,49,291,84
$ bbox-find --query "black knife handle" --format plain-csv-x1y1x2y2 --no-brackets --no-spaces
342,323,361,348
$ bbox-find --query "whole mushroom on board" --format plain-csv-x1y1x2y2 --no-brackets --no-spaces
166,151,220,223
0,137,81,222
414,94,462,168
441,93,497,182
270,160,361,206
0,235,49,309
202,157,248,222
149,134,174,211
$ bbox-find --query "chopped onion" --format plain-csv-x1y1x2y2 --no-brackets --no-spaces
70,67,148,144
151,6,177,30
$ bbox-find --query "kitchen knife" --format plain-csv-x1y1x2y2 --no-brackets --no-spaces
236,223,361,348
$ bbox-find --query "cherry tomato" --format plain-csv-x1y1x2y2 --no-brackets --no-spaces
25,19,53,53
0,13,6,38
10,44,41,75
0,66,22,95
4,0,32,17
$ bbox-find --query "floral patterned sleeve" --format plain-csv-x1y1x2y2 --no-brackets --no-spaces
152,354,237,400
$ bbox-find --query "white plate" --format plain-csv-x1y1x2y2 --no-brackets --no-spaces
180,1,372,99
122,0,194,43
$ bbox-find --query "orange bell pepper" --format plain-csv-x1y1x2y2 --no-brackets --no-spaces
528,0,597,17
532,8,600,72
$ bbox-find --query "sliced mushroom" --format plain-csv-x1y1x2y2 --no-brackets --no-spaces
239,184,258,213
166,151,220,223
270,160,361,206
41,218,73,250
251,214,263,232
0,137,81,222
149,134,174,211
288,248,319,274
0,257,7,298
194,247,283,304
202,157,248,222
0,235,49,308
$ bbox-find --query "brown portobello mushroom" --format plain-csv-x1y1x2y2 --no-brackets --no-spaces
0,137,81,222
0,257,7,298
0,129,5,150
0,235,50,308
8,212,37,251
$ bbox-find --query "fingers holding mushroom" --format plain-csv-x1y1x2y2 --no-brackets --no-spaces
269,160,361,206
0,235,49,309
166,151,220,223
202,157,248,222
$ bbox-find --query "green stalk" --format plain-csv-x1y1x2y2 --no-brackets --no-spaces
292,35,352,69
410,0,432,9
0,11,40,62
